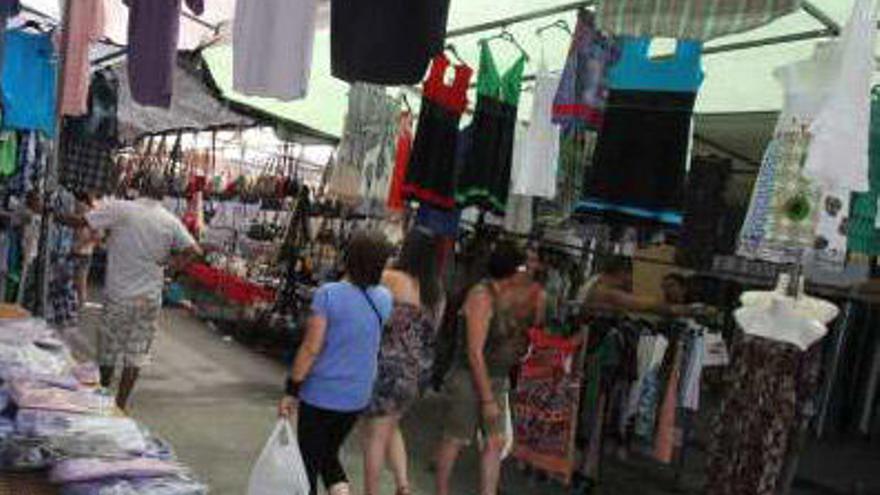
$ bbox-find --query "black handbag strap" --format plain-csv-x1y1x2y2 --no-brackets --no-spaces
359,287,383,326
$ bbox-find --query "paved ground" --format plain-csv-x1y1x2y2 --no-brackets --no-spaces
66,306,878,495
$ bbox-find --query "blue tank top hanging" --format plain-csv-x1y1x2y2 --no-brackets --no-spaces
608,37,704,93
578,36,705,221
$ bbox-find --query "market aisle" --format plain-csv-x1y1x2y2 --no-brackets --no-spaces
69,307,718,495
72,307,856,495
73,307,493,495
76,307,285,494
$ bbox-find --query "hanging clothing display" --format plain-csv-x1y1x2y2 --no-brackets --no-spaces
1,30,56,135
586,38,703,216
456,42,526,215
511,58,559,199
386,112,413,213
676,156,732,269
330,0,451,85
538,129,595,224
60,0,105,116
738,43,838,264
9,131,45,197
849,193,880,255
707,332,814,495
124,0,204,107
597,0,802,41
326,83,397,206
552,10,619,131
233,0,318,101
0,1,20,85
61,71,120,195
403,55,472,210
803,0,876,193
0,131,16,177
849,88,880,254
506,124,533,234
65,70,120,144
47,190,78,328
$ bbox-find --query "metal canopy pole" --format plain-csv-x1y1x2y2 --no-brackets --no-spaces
703,28,835,55
802,1,842,35
446,1,594,39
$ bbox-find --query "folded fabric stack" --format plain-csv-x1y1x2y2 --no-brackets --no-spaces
52,458,206,494
0,316,207,493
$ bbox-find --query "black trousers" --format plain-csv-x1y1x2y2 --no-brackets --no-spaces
298,401,361,494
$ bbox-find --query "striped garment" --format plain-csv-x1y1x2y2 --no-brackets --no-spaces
597,0,802,41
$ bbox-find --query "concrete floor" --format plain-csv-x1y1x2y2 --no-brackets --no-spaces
66,306,878,495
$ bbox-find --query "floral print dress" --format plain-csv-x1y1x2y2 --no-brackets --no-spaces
707,332,809,495
366,302,437,416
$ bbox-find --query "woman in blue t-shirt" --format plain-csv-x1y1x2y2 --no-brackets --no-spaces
279,231,393,495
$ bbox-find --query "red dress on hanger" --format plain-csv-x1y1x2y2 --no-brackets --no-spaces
386,111,413,212
402,55,472,210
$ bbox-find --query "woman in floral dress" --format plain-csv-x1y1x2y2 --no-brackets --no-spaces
362,227,444,495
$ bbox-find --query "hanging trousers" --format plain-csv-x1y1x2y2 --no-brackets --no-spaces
298,401,361,495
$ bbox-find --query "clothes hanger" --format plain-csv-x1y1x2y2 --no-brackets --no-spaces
16,19,50,33
480,26,530,61
445,44,467,65
535,19,572,37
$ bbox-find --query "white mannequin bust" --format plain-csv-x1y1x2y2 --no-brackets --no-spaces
734,295,829,351
736,273,838,349
740,274,840,324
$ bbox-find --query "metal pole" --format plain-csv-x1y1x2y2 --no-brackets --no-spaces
802,1,842,35
36,0,73,317
702,29,835,55
446,1,593,39
181,10,221,33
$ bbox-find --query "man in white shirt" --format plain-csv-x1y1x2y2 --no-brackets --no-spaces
61,172,202,410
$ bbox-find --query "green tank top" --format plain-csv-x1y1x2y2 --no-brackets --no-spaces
475,41,526,106
848,88,880,254
457,282,529,378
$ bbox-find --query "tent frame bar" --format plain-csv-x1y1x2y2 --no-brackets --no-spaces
446,1,595,39
445,0,851,56
182,10,221,33
802,1,842,35
703,28,834,55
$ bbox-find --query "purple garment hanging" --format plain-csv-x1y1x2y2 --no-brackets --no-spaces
124,0,204,107
0,1,20,13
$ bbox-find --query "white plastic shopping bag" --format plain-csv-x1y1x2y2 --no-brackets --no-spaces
247,419,310,495
500,393,514,460
477,393,515,460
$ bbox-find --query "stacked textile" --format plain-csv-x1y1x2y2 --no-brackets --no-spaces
0,316,207,493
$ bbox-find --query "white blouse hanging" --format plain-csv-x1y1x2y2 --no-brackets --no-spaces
511,40,560,199
803,0,876,192
233,0,319,101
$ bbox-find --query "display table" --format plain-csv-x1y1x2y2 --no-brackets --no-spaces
0,472,56,494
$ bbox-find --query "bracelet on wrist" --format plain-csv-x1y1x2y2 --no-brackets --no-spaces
285,377,302,398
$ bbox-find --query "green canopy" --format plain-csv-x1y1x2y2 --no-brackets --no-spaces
203,0,874,161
